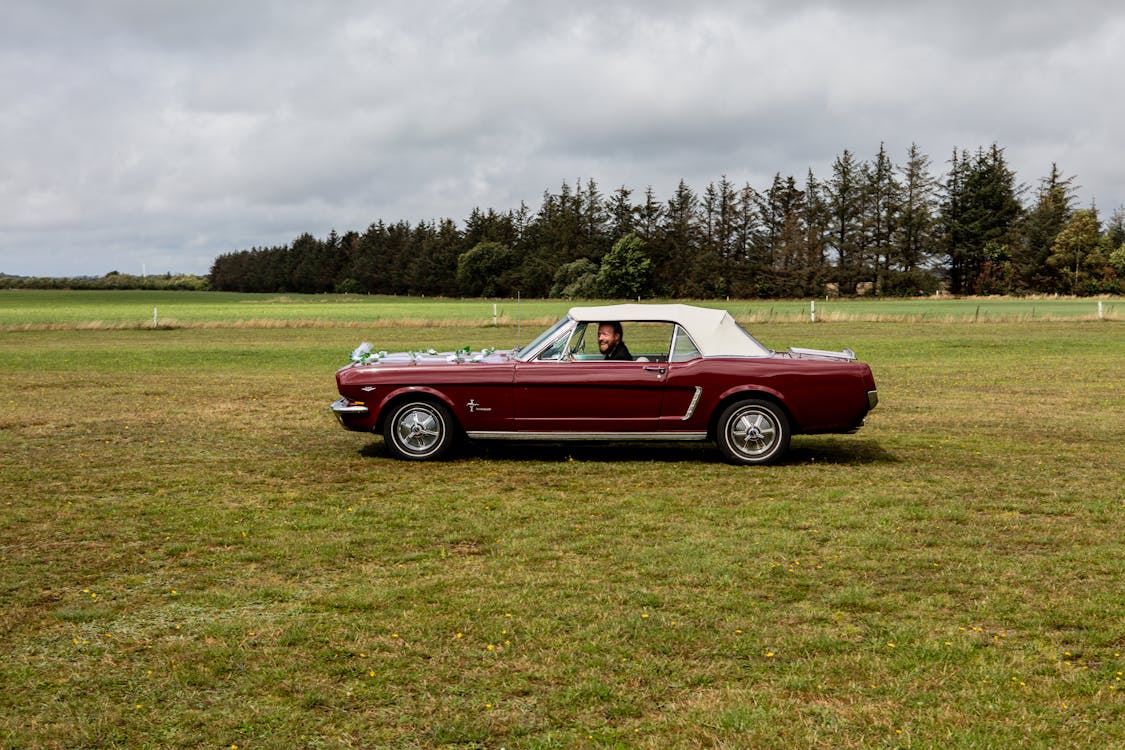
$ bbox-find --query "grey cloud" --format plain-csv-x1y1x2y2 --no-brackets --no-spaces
2,1,1122,276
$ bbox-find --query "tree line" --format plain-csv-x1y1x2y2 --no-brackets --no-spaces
210,143,1119,298
1,271,209,291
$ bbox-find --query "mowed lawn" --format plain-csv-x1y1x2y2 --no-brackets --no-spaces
1,289,1120,330
1,295,1122,748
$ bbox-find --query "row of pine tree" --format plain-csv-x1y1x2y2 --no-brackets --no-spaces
209,143,1125,298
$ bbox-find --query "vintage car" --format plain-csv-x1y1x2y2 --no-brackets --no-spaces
331,303,878,465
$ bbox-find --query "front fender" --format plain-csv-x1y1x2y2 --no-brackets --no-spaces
373,385,459,430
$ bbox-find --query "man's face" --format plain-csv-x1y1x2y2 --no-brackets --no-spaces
597,324,619,353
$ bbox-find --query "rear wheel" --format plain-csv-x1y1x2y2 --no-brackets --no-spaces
716,399,790,465
383,399,456,460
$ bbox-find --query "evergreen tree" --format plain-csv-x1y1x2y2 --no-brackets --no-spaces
657,180,701,296
729,182,764,297
768,175,809,297
894,143,940,274
345,221,389,294
208,141,1100,299
1104,206,1125,249
862,143,901,292
534,182,582,268
825,150,866,294
577,178,610,261
637,186,664,241
941,145,1023,294
1048,208,1103,294
408,220,461,295
800,170,830,296
695,180,728,296
1017,164,1075,292
607,185,639,239
756,173,786,293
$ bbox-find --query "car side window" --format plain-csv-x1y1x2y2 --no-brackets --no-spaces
626,322,676,362
669,325,702,362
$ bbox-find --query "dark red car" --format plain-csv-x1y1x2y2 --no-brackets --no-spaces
332,304,878,465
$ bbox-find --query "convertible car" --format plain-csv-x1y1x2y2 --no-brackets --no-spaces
332,303,878,465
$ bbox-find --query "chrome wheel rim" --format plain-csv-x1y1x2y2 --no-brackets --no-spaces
393,405,443,455
728,407,779,458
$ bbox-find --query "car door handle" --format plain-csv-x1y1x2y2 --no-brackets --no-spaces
644,365,667,375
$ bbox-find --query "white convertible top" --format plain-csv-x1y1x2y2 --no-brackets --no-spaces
568,303,771,357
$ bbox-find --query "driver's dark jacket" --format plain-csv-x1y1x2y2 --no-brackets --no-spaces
603,342,632,360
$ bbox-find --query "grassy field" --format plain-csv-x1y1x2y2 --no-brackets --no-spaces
1,289,1121,331
1,292,1123,748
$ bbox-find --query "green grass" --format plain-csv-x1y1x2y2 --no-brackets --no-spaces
1,296,1123,748
2,289,1121,331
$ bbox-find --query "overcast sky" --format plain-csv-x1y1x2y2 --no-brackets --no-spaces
2,1,1122,277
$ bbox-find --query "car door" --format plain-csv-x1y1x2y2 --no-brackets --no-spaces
513,322,672,433
657,323,711,429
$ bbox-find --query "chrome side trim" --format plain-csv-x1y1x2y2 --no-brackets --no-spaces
466,431,708,442
681,386,703,421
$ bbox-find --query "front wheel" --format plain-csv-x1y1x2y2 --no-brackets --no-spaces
383,399,456,460
716,399,790,465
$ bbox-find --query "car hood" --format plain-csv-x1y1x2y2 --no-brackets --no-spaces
344,342,514,368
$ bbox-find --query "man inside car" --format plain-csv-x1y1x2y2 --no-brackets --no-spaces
598,322,632,360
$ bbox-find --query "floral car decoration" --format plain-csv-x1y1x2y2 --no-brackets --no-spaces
331,303,878,465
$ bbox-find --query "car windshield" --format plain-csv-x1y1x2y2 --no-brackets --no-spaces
513,316,572,362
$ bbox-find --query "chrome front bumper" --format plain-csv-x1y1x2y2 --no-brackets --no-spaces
331,397,370,415
330,398,370,427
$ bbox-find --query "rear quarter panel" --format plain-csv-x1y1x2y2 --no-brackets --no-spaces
664,357,875,433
